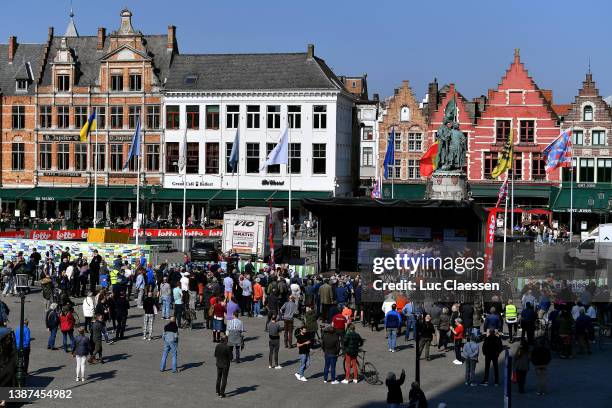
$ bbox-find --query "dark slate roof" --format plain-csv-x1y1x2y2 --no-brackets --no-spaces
39,35,172,87
165,53,343,91
0,43,45,95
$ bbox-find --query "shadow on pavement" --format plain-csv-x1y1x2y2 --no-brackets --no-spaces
181,361,204,370
87,369,118,382
28,365,65,376
239,353,263,362
226,385,259,397
280,358,300,367
26,375,55,388
104,353,131,362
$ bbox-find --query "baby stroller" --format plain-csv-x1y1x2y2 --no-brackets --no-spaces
180,306,197,330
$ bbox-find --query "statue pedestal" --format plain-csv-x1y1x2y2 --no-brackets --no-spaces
426,171,468,201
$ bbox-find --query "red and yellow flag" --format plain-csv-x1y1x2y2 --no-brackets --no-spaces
419,140,439,177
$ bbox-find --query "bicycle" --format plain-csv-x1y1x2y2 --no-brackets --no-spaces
596,324,611,351
358,349,380,385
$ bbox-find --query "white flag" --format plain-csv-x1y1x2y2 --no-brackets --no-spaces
178,126,187,172
260,128,289,171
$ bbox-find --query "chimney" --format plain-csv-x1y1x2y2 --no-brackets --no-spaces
373,93,380,101
48,27,54,41
167,25,176,51
307,43,314,59
97,27,106,50
8,36,16,64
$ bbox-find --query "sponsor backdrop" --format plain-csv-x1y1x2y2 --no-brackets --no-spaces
0,228,222,240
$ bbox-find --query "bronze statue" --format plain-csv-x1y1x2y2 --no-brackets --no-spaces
434,96,466,172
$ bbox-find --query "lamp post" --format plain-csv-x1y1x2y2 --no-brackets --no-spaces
15,273,29,387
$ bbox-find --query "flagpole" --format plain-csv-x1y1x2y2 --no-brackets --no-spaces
93,119,98,228
503,174,509,270
391,126,395,199
181,125,187,253
288,126,292,247
569,126,574,243
135,120,141,246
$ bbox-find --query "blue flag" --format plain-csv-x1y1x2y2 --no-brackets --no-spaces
543,129,572,173
229,128,239,173
124,118,141,170
383,127,395,179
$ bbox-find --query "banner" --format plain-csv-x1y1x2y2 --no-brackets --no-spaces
115,228,223,238
0,231,26,238
30,229,88,241
483,208,498,283
0,228,222,240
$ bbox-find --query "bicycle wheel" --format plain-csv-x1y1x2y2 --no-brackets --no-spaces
363,362,379,385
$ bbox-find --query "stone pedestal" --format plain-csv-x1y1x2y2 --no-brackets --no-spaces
426,171,468,200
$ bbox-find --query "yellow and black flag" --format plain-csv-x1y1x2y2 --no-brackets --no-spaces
79,111,97,142
491,127,514,178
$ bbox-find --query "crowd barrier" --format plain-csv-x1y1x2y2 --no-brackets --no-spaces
0,228,222,240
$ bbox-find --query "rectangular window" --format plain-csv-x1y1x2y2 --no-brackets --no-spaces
57,74,70,92
226,105,239,129
408,159,420,179
74,143,87,171
186,143,199,174
166,105,180,129
597,158,612,183
267,105,281,129
16,79,28,91
94,144,105,171
393,132,402,151
408,133,422,151
592,130,606,146
129,74,142,91
57,143,70,171
226,142,238,173
266,143,280,174
110,144,123,171
39,143,52,170
312,143,326,174
562,158,577,182
57,105,70,128
247,105,260,129
290,143,301,174
184,105,199,129
362,126,374,140
206,105,219,130
484,152,498,179
166,142,179,173
110,74,123,91
362,147,373,166
39,106,52,128
496,120,511,143
513,152,523,180
580,158,595,182
393,159,401,178
531,153,546,180
205,143,219,174
128,106,141,129
146,105,160,129
95,106,106,129
246,143,260,173
74,106,88,129
127,148,138,172
11,143,25,170
519,120,534,143
572,130,584,145
288,105,301,129
12,106,25,129
313,105,327,129
110,106,123,129
509,91,522,105
146,144,160,171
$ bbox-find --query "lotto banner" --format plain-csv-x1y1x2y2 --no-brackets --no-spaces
0,228,222,240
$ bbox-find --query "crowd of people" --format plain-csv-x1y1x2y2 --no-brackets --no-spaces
0,245,610,406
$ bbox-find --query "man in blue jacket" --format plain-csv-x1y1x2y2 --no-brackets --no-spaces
384,304,402,352
483,306,502,334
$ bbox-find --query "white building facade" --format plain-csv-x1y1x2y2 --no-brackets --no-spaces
357,101,379,193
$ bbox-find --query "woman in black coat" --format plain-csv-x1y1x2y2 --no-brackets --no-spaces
385,369,405,407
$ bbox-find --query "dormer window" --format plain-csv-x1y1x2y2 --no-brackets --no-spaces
400,106,410,122
57,74,70,92
583,105,593,121
16,79,28,92
184,75,198,85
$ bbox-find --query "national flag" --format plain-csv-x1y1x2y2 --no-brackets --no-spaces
419,140,439,177
495,177,509,208
383,127,395,179
260,128,288,171
229,128,240,173
543,129,573,173
178,126,187,173
491,127,514,179
123,118,140,170
79,111,96,142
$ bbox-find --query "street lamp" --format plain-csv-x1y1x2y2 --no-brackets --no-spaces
15,273,29,387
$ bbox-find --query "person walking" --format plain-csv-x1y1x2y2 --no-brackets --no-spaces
214,334,232,398
530,338,551,395
59,306,76,353
384,304,402,352
480,329,503,386
227,311,245,363
14,319,31,374
321,325,340,383
113,292,129,340
280,295,298,348
73,327,90,382
513,341,530,394
461,334,479,386
451,317,465,365
173,282,184,328
89,314,104,364
212,297,226,343
295,326,312,381
159,277,172,320
142,291,157,340
342,324,363,383
160,316,179,373
417,314,435,361
385,369,406,408
259,310,278,369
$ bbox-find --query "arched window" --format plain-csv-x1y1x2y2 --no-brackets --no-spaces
400,106,410,122
583,105,593,121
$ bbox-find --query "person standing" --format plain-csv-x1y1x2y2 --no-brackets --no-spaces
142,291,157,341
89,250,102,293
14,319,31,374
417,314,435,361
214,334,232,398
252,278,264,317
520,302,536,345
513,341,530,394
134,270,145,308
173,282,184,328
45,303,60,350
239,275,253,317
82,292,96,333
461,335,480,386
160,317,179,373
342,324,363,384
73,327,90,382
295,326,311,381
212,297,227,343
480,329,503,386
385,369,406,408
89,314,104,364
227,311,244,363
319,279,334,323
59,307,76,353
530,338,552,395
113,292,130,340
321,325,340,383
438,307,451,351
384,304,402,352
451,317,465,365
504,299,518,343
223,274,234,301
280,295,298,348
159,277,172,320
267,314,283,369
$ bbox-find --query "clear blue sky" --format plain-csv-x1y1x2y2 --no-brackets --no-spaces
3,0,611,103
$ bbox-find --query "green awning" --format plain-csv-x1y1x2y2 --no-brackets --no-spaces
549,184,612,212
74,187,137,201
155,188,219,202
0,188,31,201
13,187,87,201
470,183,551,198
270,191,333,200
381,183,426,199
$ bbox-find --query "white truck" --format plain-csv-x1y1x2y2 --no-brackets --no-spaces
221,206,284,259
566,223,612,266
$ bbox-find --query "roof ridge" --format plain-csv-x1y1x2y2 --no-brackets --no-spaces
177,52,307,57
